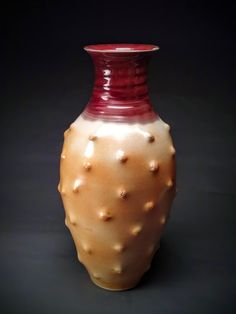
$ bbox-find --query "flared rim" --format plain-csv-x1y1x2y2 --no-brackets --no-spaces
84,44,159,53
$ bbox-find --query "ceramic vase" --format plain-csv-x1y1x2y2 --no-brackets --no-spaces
58,44,176,291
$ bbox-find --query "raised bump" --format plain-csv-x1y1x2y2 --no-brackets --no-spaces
116,150,128,163
83,244,92,254
93,272,100,279
147,244,155,255
83,161,92,171
149,160,159,173
170,145,176,155
61,154,66,160
69,215,77,225
64,129,69,137
98,209,113,221
118,188,128,199
160,215,166,224
57,183,60,192
166,179,173,188
113,265,123,274
131,224,143,236
147,134,155,143
69,123,75,130
144,200,155,212
60,186,66,195
113,243,125,253
77,252,82,262
164,123,171,131
73,179,82,193
89,134,97,141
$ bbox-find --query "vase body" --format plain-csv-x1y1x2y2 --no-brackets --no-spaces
58,44,176,291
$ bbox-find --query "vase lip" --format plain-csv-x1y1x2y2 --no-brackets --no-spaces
84,43,159,53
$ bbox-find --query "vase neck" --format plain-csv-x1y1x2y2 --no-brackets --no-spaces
83,45,159,122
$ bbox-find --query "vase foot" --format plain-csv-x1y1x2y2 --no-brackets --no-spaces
89,274,140,291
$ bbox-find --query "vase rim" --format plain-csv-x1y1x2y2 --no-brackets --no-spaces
84,44,159,53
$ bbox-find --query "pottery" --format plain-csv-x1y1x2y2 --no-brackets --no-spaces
58,44,176,291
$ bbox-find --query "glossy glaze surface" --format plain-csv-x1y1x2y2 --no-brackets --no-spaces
83,44,159,122
84,44,159,53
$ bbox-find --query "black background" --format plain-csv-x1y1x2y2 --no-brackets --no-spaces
1,1,236,313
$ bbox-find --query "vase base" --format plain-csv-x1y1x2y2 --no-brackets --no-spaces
89,275,140,291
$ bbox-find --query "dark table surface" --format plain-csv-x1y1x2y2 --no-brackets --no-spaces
1,2,236,314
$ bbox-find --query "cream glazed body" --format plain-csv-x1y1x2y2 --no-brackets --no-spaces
59,115,176,290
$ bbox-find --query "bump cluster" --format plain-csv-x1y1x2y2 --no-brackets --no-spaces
59,118,176,290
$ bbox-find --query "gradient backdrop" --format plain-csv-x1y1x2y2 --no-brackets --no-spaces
1,1,236,313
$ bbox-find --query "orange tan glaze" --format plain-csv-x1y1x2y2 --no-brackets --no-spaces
58,115,176,291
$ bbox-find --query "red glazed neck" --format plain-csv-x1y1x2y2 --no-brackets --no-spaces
83,44,159,122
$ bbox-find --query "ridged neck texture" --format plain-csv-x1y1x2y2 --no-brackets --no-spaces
83,44,159,123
